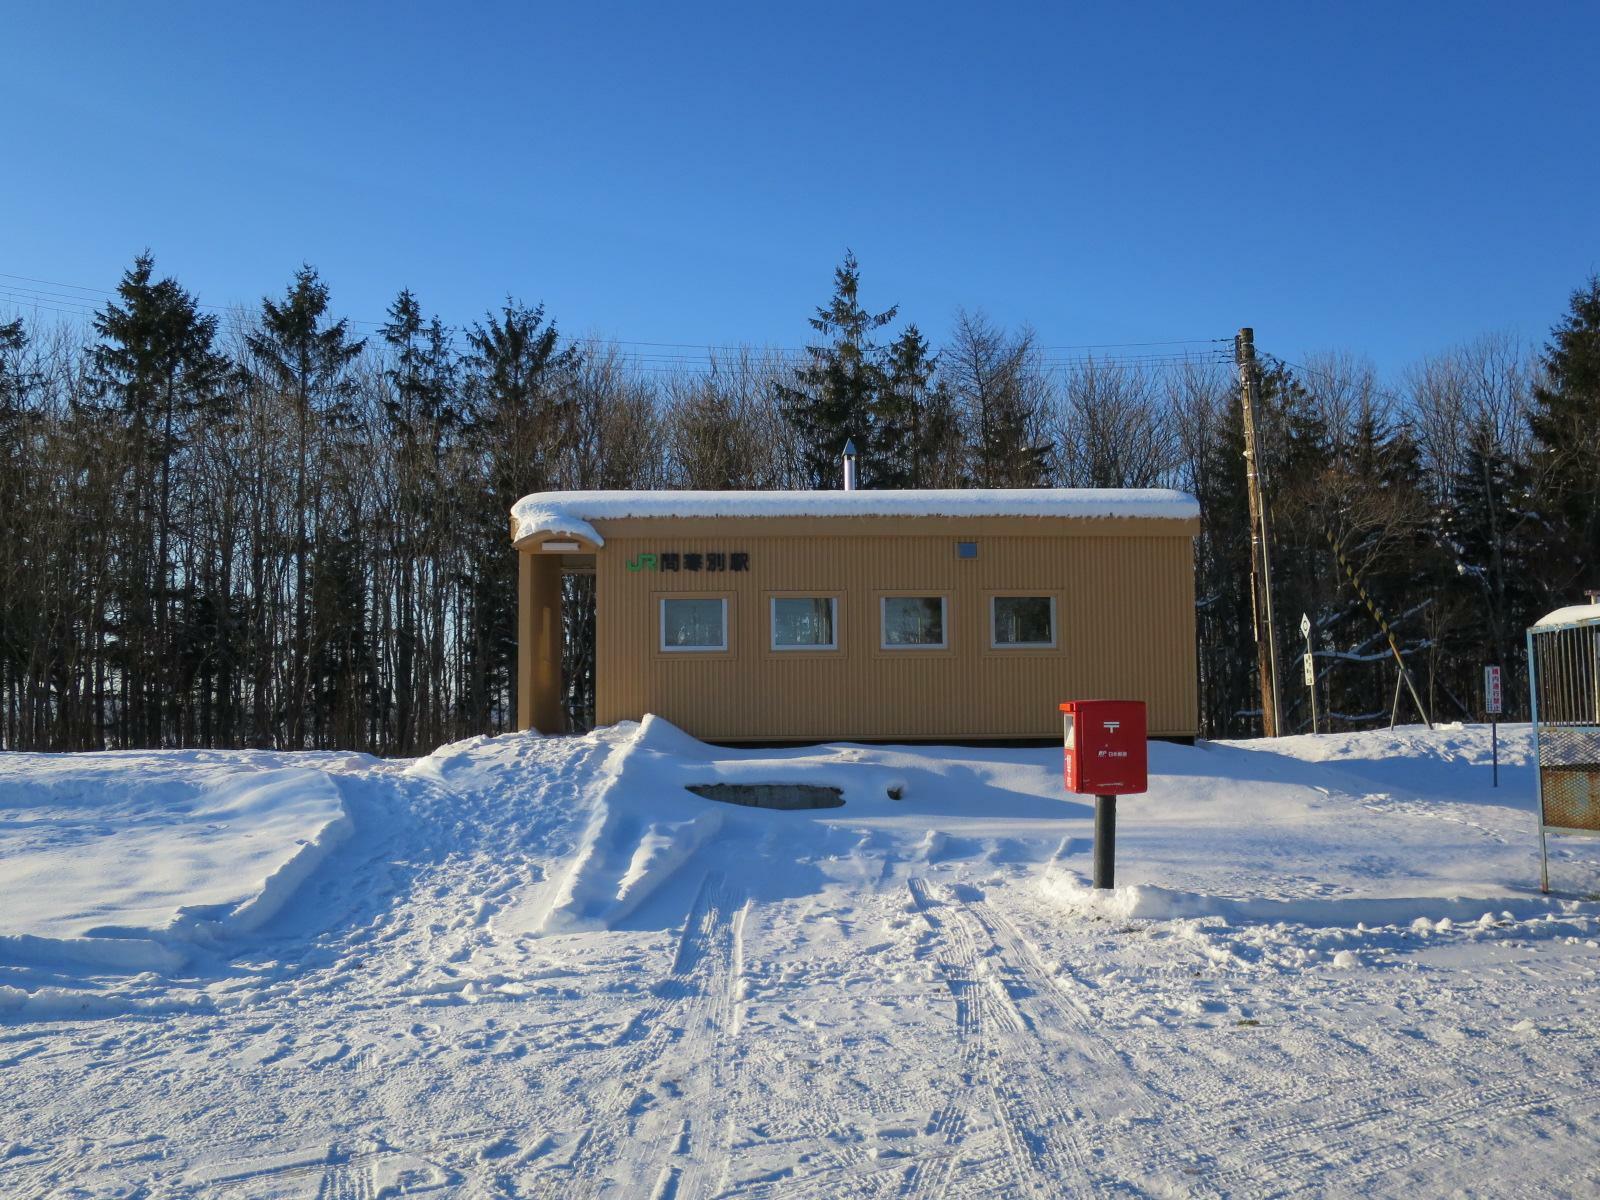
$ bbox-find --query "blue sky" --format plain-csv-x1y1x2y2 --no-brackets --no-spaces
2,2,1596,377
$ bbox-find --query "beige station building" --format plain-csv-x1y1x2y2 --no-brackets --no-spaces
510,488,1200,743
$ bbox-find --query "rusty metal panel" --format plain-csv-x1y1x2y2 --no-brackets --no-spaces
1540,767,1600,832
1536,727,1600,832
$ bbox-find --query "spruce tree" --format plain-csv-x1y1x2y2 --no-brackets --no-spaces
245,266,365,746
775,251,897,488
1528,275,1600,599
1440,413,1538,681
0,318,32,749
382,288,461,441
463,298,578,730
91,253,228,745
1191,385,1256,735
379,289,463,753
878,325,962,487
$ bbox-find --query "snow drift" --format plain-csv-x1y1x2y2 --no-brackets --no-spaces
0,753,352,973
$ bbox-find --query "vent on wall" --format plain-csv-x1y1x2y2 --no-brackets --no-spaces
956,541,978,559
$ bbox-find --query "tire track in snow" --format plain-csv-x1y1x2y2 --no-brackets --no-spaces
902,878,981,1200
670,891,751,1199
1132,999,1590,1198
907,877,1105,1199
544,870,743,1200
1196,1075,1573,1198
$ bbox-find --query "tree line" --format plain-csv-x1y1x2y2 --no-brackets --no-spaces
2,252,1596,752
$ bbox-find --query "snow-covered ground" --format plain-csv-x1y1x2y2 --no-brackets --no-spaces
1,721,1597,1197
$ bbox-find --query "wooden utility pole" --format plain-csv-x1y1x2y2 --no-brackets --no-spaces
1237,327,1283,736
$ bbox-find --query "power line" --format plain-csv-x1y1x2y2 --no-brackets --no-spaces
0,268,1231,374
1277,358,1414,414
3,270,1235,354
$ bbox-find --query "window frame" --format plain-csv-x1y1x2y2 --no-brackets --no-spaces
768,594,841,653
878,593,951,652
658,594,731,654
985,591,1062,655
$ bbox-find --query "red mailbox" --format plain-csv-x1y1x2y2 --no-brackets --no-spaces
1059,700,1148,795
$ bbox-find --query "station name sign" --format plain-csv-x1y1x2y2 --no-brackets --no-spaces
627,551,749,574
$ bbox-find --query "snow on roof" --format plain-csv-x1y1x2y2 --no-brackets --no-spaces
1533,603,1600,630
511,488,1200,547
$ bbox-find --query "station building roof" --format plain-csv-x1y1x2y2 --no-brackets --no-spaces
511,488,1201,548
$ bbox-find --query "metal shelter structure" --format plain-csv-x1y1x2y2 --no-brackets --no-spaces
1527,602,1600,892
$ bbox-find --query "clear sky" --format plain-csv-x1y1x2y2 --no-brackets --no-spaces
3,2,1596,378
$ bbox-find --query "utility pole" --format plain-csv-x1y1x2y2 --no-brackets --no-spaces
1237,327,1283,737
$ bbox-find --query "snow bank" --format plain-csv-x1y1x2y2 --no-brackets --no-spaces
531,718,1571,938
1038,869,1579,929
536,715,1083,934
0,754,352,972
511,487,1200,545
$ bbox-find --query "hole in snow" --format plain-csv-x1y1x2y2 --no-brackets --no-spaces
685,783,845,811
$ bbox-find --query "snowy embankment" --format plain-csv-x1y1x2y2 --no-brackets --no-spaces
0,752,352,1008
3,720,1599,1198
537,716,1580,938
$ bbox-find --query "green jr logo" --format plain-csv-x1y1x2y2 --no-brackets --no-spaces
626,553,658,573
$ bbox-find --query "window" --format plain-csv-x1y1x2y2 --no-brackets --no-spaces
881,596,948,649
772,597,838,650
991,595,1055,648
660,597,727,651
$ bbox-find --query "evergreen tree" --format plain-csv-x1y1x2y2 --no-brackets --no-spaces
245,266,365,746
466,297,577,506
463,298,578,729
1436,413,1540,698
90,253,228,745
379,289,463,753
0,316,27,412
774,251,897,488
1528,274,1600,600
382,288,461,440
1190,384,1256,736
875,325,959,488
0,318,34,748
1268,362,1435,728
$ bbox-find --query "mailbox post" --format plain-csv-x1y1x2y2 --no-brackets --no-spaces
1059,700,1149,888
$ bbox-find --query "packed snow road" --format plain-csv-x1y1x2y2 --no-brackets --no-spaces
2,721,1598,1198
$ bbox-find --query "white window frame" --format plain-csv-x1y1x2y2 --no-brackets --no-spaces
880,595,949,651
990,594,1057,649
659,596,728,652
770,596,839,652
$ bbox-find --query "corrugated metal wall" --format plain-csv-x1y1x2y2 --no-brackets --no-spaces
584,516,1197,740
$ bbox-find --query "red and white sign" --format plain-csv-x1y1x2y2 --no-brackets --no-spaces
1485,665,1503,715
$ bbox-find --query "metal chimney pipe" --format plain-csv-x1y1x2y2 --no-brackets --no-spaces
843,438,857,491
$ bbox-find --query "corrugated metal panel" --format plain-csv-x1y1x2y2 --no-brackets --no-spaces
584,517,1198,740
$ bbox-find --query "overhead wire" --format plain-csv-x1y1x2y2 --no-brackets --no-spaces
0,269,1232,375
